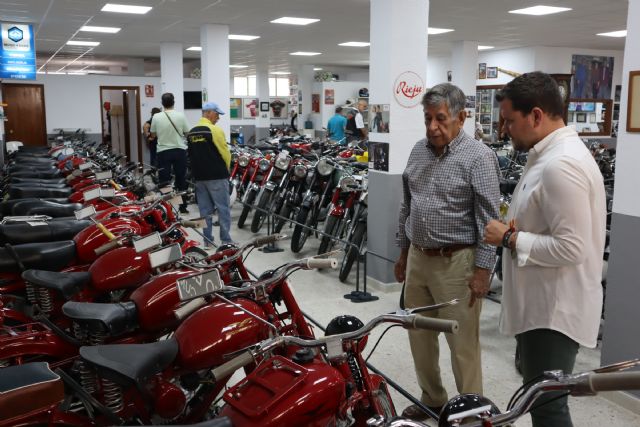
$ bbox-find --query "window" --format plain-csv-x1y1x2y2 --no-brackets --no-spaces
269,77,290,96
233,76,257,96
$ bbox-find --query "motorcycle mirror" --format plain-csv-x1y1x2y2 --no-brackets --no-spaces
95,170,113,180
133,232,163,253
148,243,182,269
100,188,116,198
83,188,101,201
74,205,97,220
176,269,224,301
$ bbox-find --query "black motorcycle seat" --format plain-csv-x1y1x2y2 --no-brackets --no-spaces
80,338,178,384
7,182,68,190
8,165,59,174
9,177,67,185
0,241,76,272
0,198,69,216
11,158,56,166
62,301,138,336
0,219,91,245
21,270,90,299
9,186,72,199
9,170,62,179
159,419,233,427
499,178,518,195
0,362,60,394
12,200,81,217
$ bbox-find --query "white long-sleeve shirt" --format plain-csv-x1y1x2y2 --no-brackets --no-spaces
499,126,606,348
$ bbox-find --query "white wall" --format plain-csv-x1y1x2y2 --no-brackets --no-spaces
310,81,367,130
426,56,451,88
476,47,536,86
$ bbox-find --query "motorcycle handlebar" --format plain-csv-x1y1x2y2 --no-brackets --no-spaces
411,316,459,334
181,219,205,228
573,371,640,394
212,350,255,383
305,257,338,269
94,239,121,256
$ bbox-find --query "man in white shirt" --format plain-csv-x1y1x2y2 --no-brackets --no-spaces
355,99,369,139
485,72,606,427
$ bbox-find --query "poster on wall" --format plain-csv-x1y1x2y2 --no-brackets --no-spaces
570,54,614,99
478,63,487,79
269,97,287,119
1,23,36,80
144,84,154,98
324,89,335,105
229,98,242,119
369,142,389,172
368,104,390,133
487,67,498,79
312,94,320,113
243,98,258,119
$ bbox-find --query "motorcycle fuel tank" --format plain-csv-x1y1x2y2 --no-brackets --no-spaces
220,355,346,427
89,246,151,293
175,298,268,371
73,217,142,264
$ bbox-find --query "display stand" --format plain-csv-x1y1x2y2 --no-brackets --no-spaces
259,207,283,253
344,247,378,303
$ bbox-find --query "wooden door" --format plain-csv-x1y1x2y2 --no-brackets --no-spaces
2,84,47,146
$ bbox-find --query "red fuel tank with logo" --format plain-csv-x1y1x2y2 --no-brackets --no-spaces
73,217,143,264
219,355,346,427
89,246,152,293
175,299,268,371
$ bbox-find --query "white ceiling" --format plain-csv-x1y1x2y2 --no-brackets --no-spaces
0,0,629,75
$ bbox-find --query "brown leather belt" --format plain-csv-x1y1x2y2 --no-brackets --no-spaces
413,243,474,257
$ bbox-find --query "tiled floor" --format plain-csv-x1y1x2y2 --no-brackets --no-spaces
184,203,640,426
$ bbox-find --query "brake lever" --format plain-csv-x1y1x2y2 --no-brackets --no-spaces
593,358,640,373
400,298,461,315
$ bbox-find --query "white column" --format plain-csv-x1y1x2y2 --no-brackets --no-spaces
297,64,314,127
127,58,145,76
450,41,479,136
255,64,270,140
200,24,230,137
160,42,184,111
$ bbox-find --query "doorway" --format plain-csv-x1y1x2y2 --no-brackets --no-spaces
99,86,142,163
2,83,47,146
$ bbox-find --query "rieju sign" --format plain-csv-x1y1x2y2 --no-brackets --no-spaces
1,22,36,80
393,71,425,108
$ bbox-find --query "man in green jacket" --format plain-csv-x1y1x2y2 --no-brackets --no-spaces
186,102,233,246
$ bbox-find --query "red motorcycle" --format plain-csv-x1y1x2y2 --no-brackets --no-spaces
237,151,274,228
213,305,458,427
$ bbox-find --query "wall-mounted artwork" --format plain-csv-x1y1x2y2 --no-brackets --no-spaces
312,93,320,113
229,98,242,119
487,67,498,79
269,97,287,119
324,89,335,105
243,98,258,119
478,63,487,79
628,71,640,132
570,54,614,99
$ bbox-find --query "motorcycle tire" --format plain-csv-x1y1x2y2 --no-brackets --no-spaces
290,206,311,253
339,221,366,283
250,189,272,233
274,204,292,233
318,215,340,255
237,189,257,229
185,246,208,261
374,383,395,420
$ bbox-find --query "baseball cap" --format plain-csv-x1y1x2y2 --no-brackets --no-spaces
202,102,225,115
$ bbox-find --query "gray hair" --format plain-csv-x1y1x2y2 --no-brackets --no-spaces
421,83,466,116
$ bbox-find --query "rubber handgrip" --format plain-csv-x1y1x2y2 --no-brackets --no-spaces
174,297,207,320
576,372,640,394
94,239,120,256
411,316,459,334
212,351,255,382
96,222,117,240
306,258,338,269
254,234,280,246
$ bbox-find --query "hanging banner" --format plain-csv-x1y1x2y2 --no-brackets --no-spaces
1,23,36,80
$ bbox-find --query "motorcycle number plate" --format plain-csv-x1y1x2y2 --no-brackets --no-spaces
176,269,223,301
100,188,116,198
79,162,93,171
148,243,182,269
83,188,101,201
133,232,162,253
95,170,113,180
74,205,97,220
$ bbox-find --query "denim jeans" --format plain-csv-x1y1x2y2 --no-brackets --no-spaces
157,148,187,191
195,179,232,244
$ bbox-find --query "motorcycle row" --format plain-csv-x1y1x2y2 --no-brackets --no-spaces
229,135,369,283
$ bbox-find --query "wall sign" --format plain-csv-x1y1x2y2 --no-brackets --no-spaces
1,23,36,80
393,71,424,108
144,84,154,97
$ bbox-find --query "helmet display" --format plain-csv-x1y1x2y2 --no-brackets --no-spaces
438,394,502,427
358,88,369,97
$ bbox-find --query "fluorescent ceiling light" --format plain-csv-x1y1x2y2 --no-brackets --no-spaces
270,17,319,26
314,67,323,71
230,65,248,68
186,46,202,51
66,40,100,47
509,5,571,15
228,34,260,41
67,71,87,75
271,71,290,75
478,45,495,50
86,70,110,74
597,30,627,37
290,51,322,56
428,27,454,35
80,25,121,33
47,71,66,75
101,3,152,14
338,41,370,47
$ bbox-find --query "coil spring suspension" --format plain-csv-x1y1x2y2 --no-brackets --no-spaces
0,359,9,368
101,378,124,413
73,322,88,342
347,354,364,390
77,360,98,394
25,282,37,304
37,287,54,314
89,328,107,346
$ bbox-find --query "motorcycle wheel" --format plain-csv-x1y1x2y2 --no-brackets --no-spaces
237,189,257,229
339,221,366,283
274,204,291,233
318,215,340,255
250,189,272,233
290,206,311,253
185,246,208,261
374,383,396,419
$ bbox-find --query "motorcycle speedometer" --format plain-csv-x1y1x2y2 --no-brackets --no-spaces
258,158,271,171
293,164,307,178
317,158,335,176
339,176,357,192
238,155,250,167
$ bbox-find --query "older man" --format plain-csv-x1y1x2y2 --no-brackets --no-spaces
395,83,501,421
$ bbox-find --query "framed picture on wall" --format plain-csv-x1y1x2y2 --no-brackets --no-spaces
324,89,335,105
576,112,587,123
269,97,288,119
480,114,491,124
589,113,596,122
229,98,242,119
487,67,498,79
312,93,320,113
627,71,640,132
260,101,269,112
242,98,258,119
478,63,487,79
568,112,574,122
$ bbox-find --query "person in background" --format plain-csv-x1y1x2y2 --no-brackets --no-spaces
355,99,369,140
485,71,606,427
395,83,501,421
327,106,347,144
143,107,161,167
186,102,233,247
475,121,484,141
150,93,190,213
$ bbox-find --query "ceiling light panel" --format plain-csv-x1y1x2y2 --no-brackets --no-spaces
270,17,319,26
228,34,260,41
338,41,370,47
101,4,152,14
478,45,494,50
508,5,572,16
67,41,100,47
290,51,322,56
80,26,121,33
229,65,248,68
271,71,290,75
186,46,202,51
428,27,454,35
597,30,627,37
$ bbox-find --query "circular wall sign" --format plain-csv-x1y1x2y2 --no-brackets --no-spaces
393,71,425,108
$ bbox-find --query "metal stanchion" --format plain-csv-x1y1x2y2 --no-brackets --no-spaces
260,205,283,253
344,246,378,303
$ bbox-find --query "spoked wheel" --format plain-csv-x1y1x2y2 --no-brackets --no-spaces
318,215,340,255
374,383,396,419
185,246,209,260
274,204,292,233
339,221,366,283
250,189,272,233
237,189,257,228
290,206,312,253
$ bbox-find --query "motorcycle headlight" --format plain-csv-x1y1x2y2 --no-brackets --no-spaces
339,176,357,192
293,164,307,178
259,158,271,171
275,156,291,171
238,155,249,167
316,158,335,177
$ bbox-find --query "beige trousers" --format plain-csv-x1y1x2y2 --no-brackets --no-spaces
405,244,483,407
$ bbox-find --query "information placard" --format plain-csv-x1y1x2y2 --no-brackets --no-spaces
1,23,36,80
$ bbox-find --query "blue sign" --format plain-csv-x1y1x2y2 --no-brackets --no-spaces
1,23,36,80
